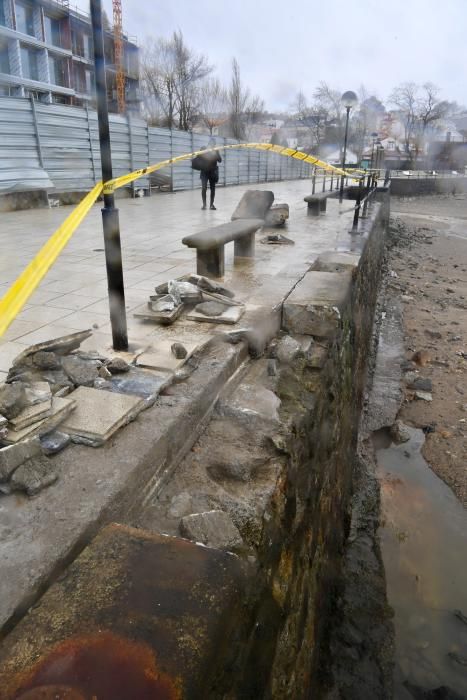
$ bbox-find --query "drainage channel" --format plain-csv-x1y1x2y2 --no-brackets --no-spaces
376,426,467,698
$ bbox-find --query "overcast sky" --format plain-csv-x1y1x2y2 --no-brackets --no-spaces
78,0,466,111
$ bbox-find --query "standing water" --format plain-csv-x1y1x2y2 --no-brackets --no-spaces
377,427,467,698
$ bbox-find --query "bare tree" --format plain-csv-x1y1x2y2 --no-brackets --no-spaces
141,31,212,130
227,58,264,140
389,82,419,161
198,78,228,134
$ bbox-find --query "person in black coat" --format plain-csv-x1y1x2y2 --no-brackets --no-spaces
199,138,222,210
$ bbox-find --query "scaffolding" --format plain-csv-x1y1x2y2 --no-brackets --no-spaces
112,0,125,114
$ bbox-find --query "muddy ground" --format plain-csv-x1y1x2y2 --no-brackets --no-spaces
387,195,467,507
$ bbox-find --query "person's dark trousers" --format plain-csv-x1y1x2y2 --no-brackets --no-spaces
201,172,217,208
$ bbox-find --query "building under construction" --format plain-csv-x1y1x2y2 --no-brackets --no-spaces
0,0,140,112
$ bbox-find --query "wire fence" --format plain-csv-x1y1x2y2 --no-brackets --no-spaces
0,96,314,196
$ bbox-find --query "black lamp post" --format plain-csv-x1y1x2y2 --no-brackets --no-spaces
339,91,358,202
90,0,128,351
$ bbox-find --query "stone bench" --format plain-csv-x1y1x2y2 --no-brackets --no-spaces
182,219,264,278
304,192,330,216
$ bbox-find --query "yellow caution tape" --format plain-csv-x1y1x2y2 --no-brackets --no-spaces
0,182,103,338
0,143,366,339
103,142,361,194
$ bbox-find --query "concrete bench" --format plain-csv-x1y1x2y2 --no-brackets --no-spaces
304,192,330,216
182,219,264,278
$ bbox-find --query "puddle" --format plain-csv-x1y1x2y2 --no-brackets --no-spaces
376,427,467,698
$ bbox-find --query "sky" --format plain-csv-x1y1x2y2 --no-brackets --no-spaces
76,0,467,112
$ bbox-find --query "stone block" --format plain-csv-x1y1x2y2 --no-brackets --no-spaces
136,339,199,372
231,189,274,220
311,251,361,273
180,510,244,550
0,437,42,482
62,356,100,387
283,271,352,338
61,386,146,446
0,383,27,420
264,203,289,227
40,430,71,455
0,524,248,699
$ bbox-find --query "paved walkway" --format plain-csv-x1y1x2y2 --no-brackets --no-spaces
0,180,355,379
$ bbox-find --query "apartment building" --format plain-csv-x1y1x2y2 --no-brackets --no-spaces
0,0,140,111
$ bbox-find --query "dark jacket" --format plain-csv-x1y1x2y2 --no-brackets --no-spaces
199,149,222,179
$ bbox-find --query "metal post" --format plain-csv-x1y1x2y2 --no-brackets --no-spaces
330,173,333,191
339,105,351,202
30,96,44,169
146,122,151,196
127,112,135,196
322,173,326,192
312,169,316,194
351,177,363,232
90,0,128,350
85,103,97,184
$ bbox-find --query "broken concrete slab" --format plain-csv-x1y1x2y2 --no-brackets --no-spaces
180,510,244,550
231,189,274,220
0,437,42,482
40,430,71,455
31,351,61,370
195,300,228,317
275,335,304,365
61,386,146,446
10,455,57,496
105,357,131,374
4,396,76,444
0,525,248,699
187,305,245,325
136,339,198,373
216,383,281,429
133,301,184,325
0,382,27,420
62,355,100,387
23,381,52,407
264,203,289,227
12,330,92,366
8,398,52,431
283,271,352,337
311,251,361,273
100,368,171,406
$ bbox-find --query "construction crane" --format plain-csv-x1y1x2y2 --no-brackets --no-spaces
112,0,125,114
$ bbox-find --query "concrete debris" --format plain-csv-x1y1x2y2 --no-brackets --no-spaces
231,190,274,221
407,376,433,392
276,336,304,365
99,368,171,406
10,455,57,496
223,327,267,358
32,351,61,370
98,365,112,379
268,359,278,376
171,342,187,359
0,437,42,482
261,232,294,245
180,510,244,550
3,396,76,444
40,430,71,455
189,304,245,325
264,203,289,227
390,420,411,444
195,301,227,317
41,369,74,394
8,399,52,431
105,357,131,374
150,294,179,313
12,329,92,366
168,280,201,303
23,381,52,407
0,415,7,441
190,275,235,299
0,383,27,420
414,390,433,402
62,356,100,387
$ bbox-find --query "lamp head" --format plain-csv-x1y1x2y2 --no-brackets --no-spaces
341,91,358,110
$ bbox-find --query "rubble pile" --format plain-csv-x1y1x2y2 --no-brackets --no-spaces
134,274,245,326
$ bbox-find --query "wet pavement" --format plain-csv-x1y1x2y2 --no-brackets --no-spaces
0,180,355,379
377,427,467,698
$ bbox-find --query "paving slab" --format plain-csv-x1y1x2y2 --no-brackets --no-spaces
61,386,146,446
187,304,245,325
0,524,248,700
8,398,52,431
283,270,353,337
4,396,76,444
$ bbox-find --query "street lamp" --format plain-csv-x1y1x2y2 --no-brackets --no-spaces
339,90,358,202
